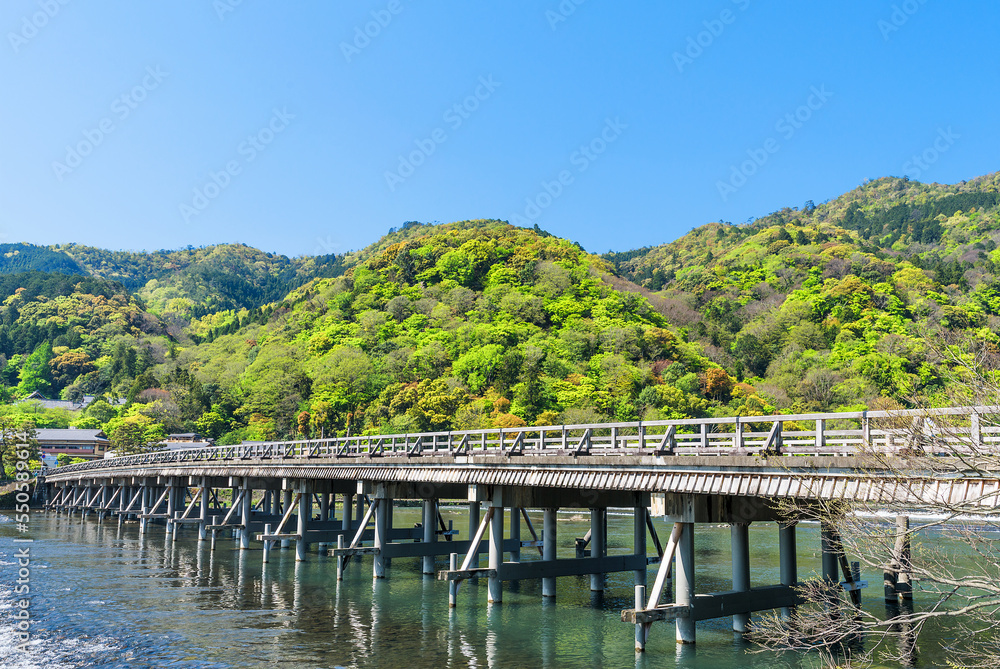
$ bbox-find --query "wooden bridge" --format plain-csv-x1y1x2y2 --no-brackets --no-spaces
39,406,1000,651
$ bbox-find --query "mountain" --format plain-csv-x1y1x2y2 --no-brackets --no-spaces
3,171,1000,447
602,172,1000,410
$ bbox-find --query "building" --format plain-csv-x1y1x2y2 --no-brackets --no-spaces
36,427,110,461
16,391,97,411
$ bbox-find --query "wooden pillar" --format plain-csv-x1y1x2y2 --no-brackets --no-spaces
731,522,750,633
373,486,388,579
633,504,647,589
591,508,606,592
318,493,331,549
488,494,504,603
296,485,311,561
422,498,437,575
676,522,695,644
779,522,797,619
542,508,558,598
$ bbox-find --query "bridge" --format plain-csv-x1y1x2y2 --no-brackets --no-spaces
39,406,1000,651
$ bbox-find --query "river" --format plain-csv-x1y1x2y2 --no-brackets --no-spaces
0,507,962,668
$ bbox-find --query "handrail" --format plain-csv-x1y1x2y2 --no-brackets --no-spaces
47,406,1000,476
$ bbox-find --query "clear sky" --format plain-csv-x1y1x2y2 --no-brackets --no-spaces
2,1,997,257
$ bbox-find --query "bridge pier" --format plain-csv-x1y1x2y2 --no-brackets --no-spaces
591,507,607,592
675,521,696,644
422,498,437,575
373,484,389,578
731,522,750,633
281,490,293,549
488,493,504,603
198,477,209,541
779,521,797,619
240,481,253,550
296,482,312,561
542,507,557,598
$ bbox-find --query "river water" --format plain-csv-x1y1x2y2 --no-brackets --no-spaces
0,507,962,668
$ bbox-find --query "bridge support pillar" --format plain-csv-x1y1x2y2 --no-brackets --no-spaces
422,498,438,575
488,493,504,603
165,479,178,535
373,485,389,578
467,501,480,569
676,522,695,644
241,482,253,550
342,493,353,533
281,490,293,549
591,508,607,592
542,507,558,598
510,507,521,563
140,483,150,534
779,522,797,619
821,522,840,587
731,522,751,633
633,504,647,591
198,478,209,541
296,483,311,561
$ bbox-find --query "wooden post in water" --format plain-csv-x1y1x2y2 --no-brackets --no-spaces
895,515,912,601
633,504,647,592
373,485,388,579
240,482,253,550
198,478,209,541
296,483,311,561
510,506,521,563
449,553,458,607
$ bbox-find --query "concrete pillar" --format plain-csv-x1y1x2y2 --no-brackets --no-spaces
488,498,504,603
590,508,606,592
373,487,388,579
318,493,331,549
468,501,480,569
139,484,150,534
675,522,695,644
731,522,750,633
281,490,293,549
342,493,353,532
165,481,177,535
198,480,209,541
779,522,797,619
240,484,253,550
510,507,521,563
269,489,279,515
542,508,558,598
296,487,311,561
633,505,647,589
896,515,912,602
422,498,437,575
821,523,840,586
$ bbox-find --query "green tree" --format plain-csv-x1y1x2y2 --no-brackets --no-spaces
0,417,39,479
104,414,167,456
17,341,53,396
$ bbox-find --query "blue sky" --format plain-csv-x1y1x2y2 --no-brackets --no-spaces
2,1,997,257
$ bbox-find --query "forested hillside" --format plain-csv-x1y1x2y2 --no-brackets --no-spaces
603,172,1000,411
3,172,1000,453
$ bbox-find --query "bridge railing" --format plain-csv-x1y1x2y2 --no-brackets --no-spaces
51,406,1000,476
